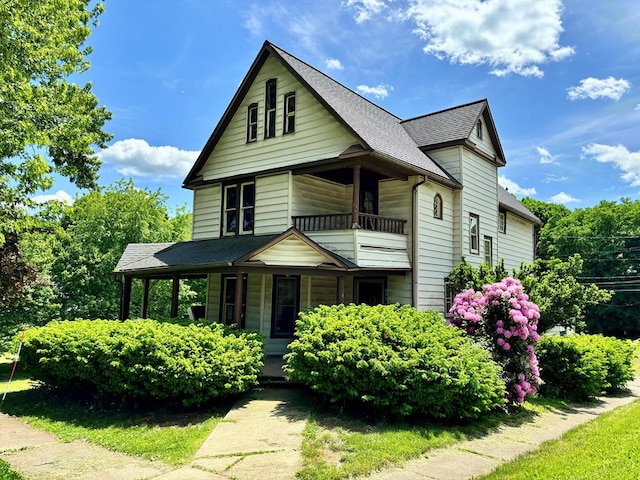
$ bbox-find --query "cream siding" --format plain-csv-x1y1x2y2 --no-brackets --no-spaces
428,147,462,183
497,212,535,270
192,184,221,240
205,273,221,322
378,178,412,240
291,175,347,216
250,236,330,267
355,231,410,268
306,231,355,263
388,275,412,305
254,173,291,234
198,55,358,181
470,117,497,158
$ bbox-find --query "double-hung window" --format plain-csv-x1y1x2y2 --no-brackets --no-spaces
469,213,480,254
283,92,295,134
223,181,255,235
246,103,258,143
498,210,506,234
484,236,493,267
265,79,277,138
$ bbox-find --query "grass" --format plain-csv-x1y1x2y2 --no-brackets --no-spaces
476,398,640,480
0,459,26,480
0,358,230,465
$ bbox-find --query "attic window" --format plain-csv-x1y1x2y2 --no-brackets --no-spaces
265,79,277,138
247,103,258,143
283,92,296,134
476,119,483,140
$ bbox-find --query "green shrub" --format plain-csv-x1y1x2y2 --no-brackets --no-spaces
537,334,635,401
285,304,506,420
20,319,264,406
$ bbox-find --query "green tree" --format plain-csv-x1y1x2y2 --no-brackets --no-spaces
0,0,111,306
521,197,571,259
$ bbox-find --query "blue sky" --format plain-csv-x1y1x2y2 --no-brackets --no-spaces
37,0,640,213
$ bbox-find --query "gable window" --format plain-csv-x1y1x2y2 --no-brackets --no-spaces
223,181,255,235
265,78,277,139
498,210,506,234
433,194,443,219
246,103,258,143
484,236,493,267
271,275,300,338
469,213,480,254
220,274,247,328
476,119,483,140
283,92,296,134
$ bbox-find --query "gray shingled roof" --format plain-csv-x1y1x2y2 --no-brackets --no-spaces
498,186,541,224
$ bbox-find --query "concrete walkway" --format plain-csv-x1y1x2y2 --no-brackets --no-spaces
1,380,639,480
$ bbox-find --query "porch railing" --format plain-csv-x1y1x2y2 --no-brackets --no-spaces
292,213,406,234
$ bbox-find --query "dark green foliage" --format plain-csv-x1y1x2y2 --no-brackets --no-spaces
537,334,635,401
285,304,506,420
20,319,264,406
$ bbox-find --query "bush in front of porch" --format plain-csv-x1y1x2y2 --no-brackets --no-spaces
285,304,506,420
19,319,264,406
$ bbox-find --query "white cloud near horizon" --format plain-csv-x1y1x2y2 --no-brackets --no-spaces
98,138,198,179
344,0,574,77
498,175,536,196
32,190,74,205
635,104,640,111
582,143,640,187
356,83,393,98
550,192,580,204
325,58,345,70
537,146,557,164
567,76,631,101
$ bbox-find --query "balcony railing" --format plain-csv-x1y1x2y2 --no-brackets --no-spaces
292,213,406,234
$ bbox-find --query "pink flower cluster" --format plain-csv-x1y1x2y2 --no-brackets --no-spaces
449,278,541,405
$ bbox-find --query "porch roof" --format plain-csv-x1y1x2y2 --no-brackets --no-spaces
115,229,364,278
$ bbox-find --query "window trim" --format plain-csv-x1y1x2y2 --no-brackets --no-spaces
498,210,506,234
433,193,443,219
271,275,300,338
264,78,277,139
476,119,483,140
469,213,480,254
283,92,296,134
484,235,493,267
354,277,387,306
219,274,247,328
246,103,258,143
221,179,255,236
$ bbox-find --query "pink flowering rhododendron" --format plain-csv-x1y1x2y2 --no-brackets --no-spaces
450,277,541,404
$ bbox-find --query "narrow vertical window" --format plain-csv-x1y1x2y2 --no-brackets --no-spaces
283,92,296,134
265,79,277,138
271,275,300,338
241,182,255,233
484,236,493,267
476,119,483,140
433,194,443,219
223,185,238,235
220,275,247,328
246,103,258,143
498,211,506,233
469,213,479,254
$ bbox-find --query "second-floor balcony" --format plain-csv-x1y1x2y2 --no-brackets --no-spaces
292,213,406,234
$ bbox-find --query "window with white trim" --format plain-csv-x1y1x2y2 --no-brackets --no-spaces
283,92,295,134
498,211,506,234
469,213,479,254
246,103,258,143
484,236,493,267
222,181,255,235
433,194,443,219
265,79,277,138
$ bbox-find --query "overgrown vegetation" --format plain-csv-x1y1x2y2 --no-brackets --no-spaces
20,319,264,406
286,304,506,420
537,334,635,401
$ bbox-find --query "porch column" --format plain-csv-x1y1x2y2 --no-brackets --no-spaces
337,276,345,304
352,164,361,228
234,273,244,329
170,274,180,318
141,278,150,319
120,276,132,320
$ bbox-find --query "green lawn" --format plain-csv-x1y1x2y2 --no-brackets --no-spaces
0,359,230,465
0,459,25,480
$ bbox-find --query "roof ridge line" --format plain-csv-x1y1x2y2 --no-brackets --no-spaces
400,98,487,123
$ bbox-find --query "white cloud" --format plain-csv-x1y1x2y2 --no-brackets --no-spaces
403,0,574,77
635,104,640,111
544,174,568,184
98,139,199,179
325,58,345,70
498,175,536,196
537,146,557,165
356,83,393,99
582,143,640,187
567,76,631,101
550,192,580,204
32,190,74,205
343,0,389,23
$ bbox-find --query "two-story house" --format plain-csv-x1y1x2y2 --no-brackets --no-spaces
115,41,540,355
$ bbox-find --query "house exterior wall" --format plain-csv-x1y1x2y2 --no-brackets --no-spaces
497,212,535,270
255,173,291,235
291,175,348,216
197,55,358,182
470,117,497,158
192,184,221,240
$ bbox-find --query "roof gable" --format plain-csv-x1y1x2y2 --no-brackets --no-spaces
498,186,541,224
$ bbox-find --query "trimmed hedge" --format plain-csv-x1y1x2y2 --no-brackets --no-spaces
20,319,264,406
285,304,506,420
537,334,635,401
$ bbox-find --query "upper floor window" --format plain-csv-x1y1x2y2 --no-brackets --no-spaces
223,181,255,235
476,119,483,140
469,213,479,254
246,103,258,143
265,79,277,139
433,194,443,219
283,92,296,134
498,210,506,234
